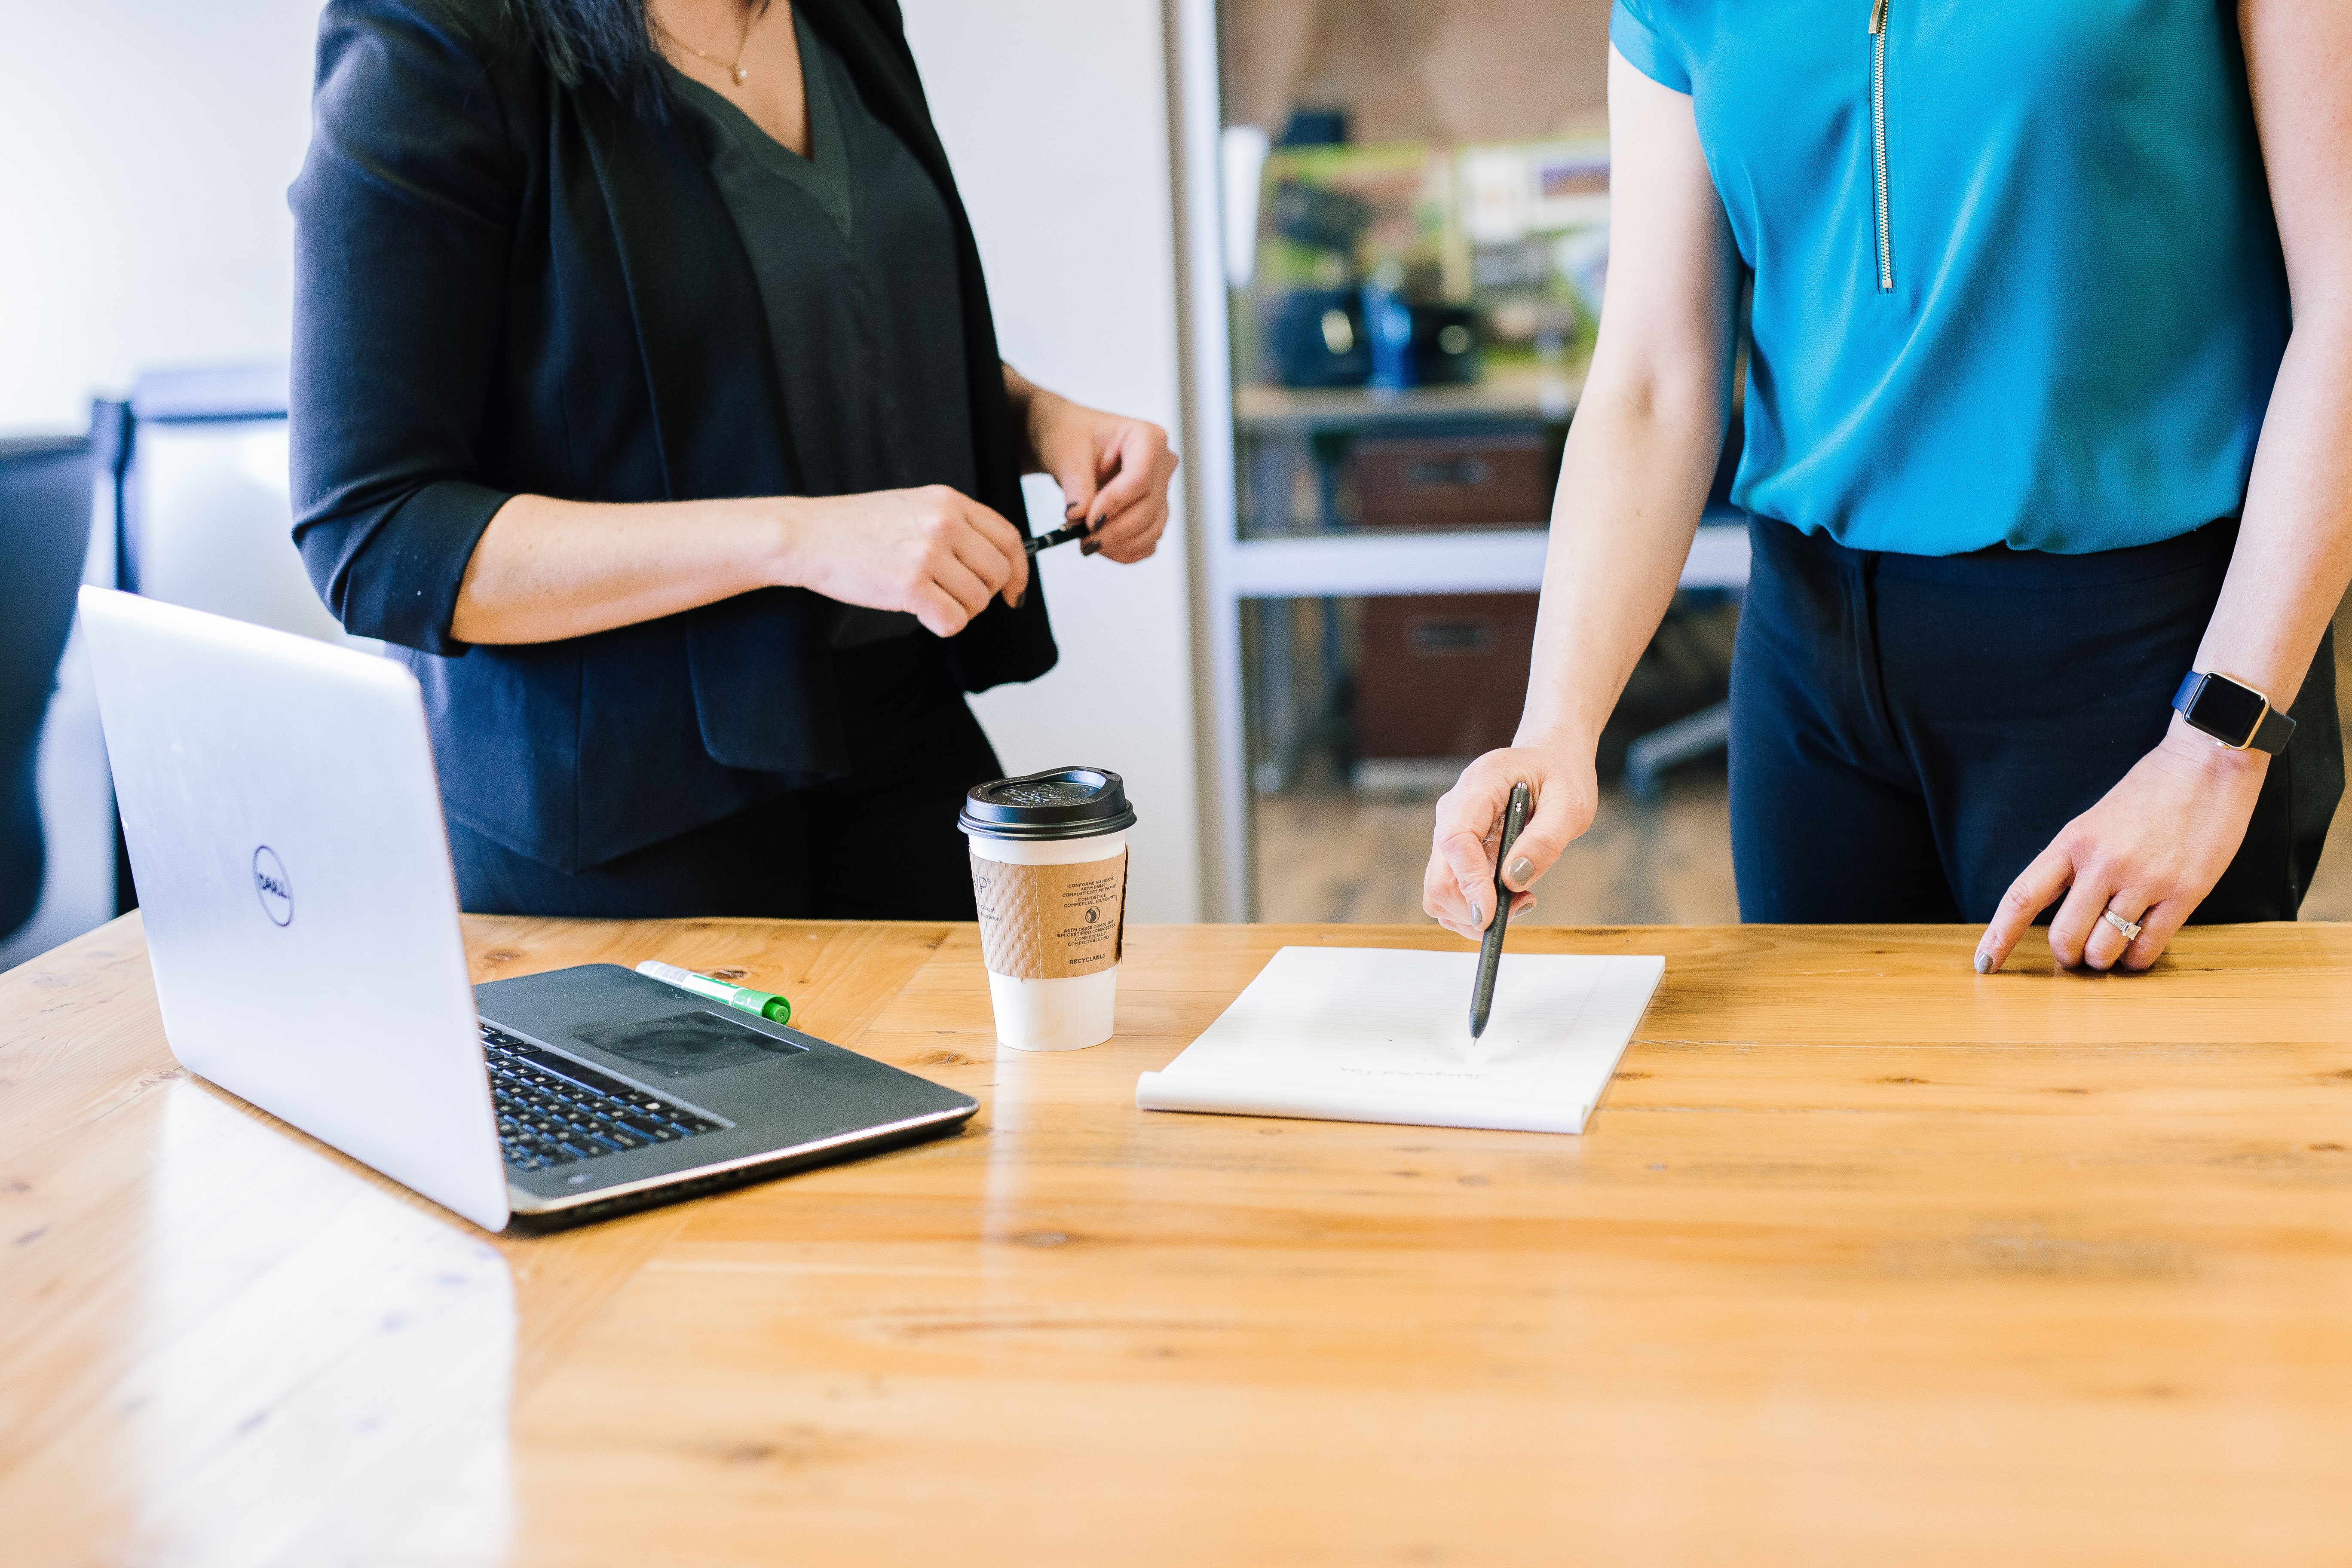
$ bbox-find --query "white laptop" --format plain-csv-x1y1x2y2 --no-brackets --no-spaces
78,588,976,1231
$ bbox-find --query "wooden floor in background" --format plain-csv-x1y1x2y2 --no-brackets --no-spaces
1256,775,1740,925
1258,600,2352,926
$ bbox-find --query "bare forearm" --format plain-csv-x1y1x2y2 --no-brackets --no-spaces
2212,0,2352,712
1001,362,1066,474
2195,309,2352,708
1515,388,1727,751
1420,52,1740,936
450,493,787,644
1510,49,1740,759
450,481,1034,646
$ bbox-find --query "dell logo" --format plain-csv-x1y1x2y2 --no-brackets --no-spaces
252,846,294,926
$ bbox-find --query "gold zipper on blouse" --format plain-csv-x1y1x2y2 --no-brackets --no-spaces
1869,0,1893,292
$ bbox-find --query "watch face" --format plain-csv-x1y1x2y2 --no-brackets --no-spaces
2192,674,2267,744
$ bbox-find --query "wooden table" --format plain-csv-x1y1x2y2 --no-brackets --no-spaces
5,916,2350,1566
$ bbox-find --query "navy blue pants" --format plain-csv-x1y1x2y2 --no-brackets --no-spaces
1728,516,2342,924
452,637,1002,921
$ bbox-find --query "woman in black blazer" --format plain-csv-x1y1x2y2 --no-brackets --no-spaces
289,0,1178,919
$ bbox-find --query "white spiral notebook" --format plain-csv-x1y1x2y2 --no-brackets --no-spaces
1136,946,1667,1135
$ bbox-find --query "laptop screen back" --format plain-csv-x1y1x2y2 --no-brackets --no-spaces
78,588,509,1230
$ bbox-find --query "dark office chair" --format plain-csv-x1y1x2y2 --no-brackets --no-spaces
0,432,97,943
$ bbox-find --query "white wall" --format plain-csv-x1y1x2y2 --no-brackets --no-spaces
3,0,1204,925
902,0,1204,922
0,0,322,965
0,0,322,432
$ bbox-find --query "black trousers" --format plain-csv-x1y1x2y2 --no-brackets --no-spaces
1728,515,2342,924
451,637,1002,920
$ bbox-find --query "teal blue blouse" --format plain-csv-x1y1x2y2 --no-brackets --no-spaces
1609,0,2289,556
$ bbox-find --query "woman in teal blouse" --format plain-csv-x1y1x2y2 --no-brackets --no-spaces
1424,0,2352,973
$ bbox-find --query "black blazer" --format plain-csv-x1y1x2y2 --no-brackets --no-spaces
289,0,1055,873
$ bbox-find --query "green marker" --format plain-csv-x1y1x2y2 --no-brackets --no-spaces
635,959,792,1026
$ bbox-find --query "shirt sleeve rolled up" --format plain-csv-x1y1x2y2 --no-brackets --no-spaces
287,0,525,657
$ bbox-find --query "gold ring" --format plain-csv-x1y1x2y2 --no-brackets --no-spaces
2101,909,2144,943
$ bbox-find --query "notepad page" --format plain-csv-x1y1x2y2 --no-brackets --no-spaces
1136,946,1665,1135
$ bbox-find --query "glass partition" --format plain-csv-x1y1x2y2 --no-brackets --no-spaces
1187,0,1742,921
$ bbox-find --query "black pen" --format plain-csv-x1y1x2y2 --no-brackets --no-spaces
1468,781,1532,1040
1025,515,1096,557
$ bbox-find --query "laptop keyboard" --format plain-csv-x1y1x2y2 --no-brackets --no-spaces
481,1023,723,1172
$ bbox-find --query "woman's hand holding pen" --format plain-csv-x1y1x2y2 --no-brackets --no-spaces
454,379,1178,648
1010,374,1179,563
1423,741,1597,941
775,485,1031,638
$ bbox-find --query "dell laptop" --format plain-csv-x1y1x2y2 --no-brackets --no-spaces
78,587,977,1231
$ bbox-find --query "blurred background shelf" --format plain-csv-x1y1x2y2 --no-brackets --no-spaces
1228,517,1748,598
1232,362,1585,434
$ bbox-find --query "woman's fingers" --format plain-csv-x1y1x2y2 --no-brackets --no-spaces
2049,870,2127,970
1423,745,1598,940
1974,727,2268,976
2073,900,2134,971
955,495,1030,606
1422,851,1483,941
1058,472,1099,530
1434,820,1497,937
1975,841,2073,974
1982,849,2178,975
907,579,974,638
1085,421,1175,524
2074,882,2183,973
2118,896,2187,973
1427,775,1506,936
901,486,1027,618
921,553,995,632
943,518,1016,608
1498,773,1587,893
1087,488,1169,562
1035,405,1179,564
1083,449,1178,560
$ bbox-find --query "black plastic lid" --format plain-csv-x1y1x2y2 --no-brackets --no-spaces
959,766,1136,841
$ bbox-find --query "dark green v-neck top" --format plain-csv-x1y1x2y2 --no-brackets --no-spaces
668,9,975,646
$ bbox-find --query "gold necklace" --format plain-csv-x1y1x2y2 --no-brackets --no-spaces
668,1,766,86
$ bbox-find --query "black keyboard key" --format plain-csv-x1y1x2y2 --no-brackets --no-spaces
481,1021,720,1170
487,1033,662,1105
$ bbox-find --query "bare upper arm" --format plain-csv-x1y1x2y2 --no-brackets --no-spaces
2242,0,2352,325
1585,47,1743,429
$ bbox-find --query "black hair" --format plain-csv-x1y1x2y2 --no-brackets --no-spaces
502,0,670,116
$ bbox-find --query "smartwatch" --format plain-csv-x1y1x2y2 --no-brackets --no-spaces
2172,670,2295,754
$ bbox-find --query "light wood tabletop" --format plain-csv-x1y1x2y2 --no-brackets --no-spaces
4,915,2349,1567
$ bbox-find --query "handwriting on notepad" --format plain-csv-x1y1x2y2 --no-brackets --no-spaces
1338,1066,1483,1080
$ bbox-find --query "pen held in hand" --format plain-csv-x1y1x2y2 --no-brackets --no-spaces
1468,781,1533,1041
1025,516,1097,557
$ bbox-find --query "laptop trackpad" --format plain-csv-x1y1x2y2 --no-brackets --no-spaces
570,1010,809,1080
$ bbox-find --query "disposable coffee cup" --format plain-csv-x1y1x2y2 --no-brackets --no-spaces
961,767,1136,1052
